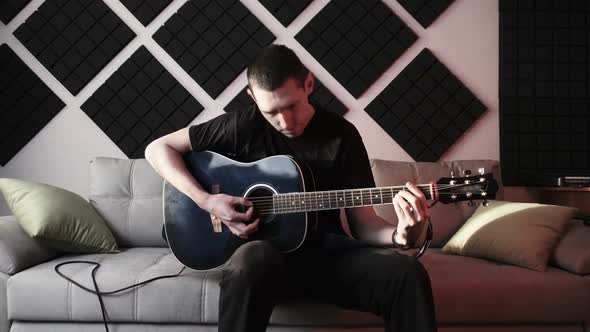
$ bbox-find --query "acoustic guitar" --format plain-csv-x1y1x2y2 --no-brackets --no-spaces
163,151,498,271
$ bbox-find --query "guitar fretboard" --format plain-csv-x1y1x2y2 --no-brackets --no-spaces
265,186,433,214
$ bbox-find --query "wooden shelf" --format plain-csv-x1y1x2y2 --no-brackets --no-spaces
529,187,590,192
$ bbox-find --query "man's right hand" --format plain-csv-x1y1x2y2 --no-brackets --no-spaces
201,194,260,239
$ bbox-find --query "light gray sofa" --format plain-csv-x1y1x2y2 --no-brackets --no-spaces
1,157,589,332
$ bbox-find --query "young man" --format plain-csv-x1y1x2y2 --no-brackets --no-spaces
145,44,436,332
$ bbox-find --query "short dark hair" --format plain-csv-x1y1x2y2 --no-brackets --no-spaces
247,44,308,91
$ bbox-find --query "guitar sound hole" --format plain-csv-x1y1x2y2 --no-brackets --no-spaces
244,185,276,224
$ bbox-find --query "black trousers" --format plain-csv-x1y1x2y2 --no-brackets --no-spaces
218,233,437,332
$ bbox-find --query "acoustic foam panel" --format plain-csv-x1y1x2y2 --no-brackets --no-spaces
225,77,347,116
397,0,454,28
296,0,417,98
366,49,486,162
0,0,32,24
0,44,66,166
258,0,313,27
153,0,275,99
14,0,135,95
81,46,203,158
120,0,173,26
499,0,590,186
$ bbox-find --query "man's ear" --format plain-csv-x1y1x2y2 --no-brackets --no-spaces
304,72,314,95
246,86,256,101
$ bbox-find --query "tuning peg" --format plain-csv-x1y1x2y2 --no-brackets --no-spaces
449,171,457,185
463,169,472,176
482,200,490,207
478,168,485,175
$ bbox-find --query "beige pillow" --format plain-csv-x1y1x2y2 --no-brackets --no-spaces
0,178,119,254
442,201,576,271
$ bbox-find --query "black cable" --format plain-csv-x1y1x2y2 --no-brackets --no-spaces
55,260,185,332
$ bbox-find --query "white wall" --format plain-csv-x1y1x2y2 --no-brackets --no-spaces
0,0,503,215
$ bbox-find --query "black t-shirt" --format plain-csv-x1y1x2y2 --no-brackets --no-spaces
188,104,375,234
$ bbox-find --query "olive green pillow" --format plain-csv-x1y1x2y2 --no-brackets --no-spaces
442,201,576,271
0,178,118,253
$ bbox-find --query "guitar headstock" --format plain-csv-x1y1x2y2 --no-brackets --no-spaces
436,168,498,206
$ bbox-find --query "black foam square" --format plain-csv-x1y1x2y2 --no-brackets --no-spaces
296,0,416,98
120,0,173,26
0,0,32,24
14,0,135,95
398,0,454,28
366,49,487,162
0,45,65,165
259,0,312,27
81,47,204,158
154,0,275,99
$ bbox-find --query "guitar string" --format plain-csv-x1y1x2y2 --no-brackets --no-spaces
243,181,488,202
249,190,490,214
244,182,472,201
246,194,489,212
243,182,489,205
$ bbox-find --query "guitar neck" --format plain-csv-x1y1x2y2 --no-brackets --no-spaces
265,184,435,214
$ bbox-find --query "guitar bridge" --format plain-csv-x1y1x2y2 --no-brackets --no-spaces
210,184,222,233
211,215,222,233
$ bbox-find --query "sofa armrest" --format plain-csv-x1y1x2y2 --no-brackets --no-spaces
1,272,9,332
550,219,590,275
0,215,59,275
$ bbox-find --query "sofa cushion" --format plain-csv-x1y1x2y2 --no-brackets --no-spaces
7,248,383,325
420,249,590,323
370,159,503,247
550,219,590,275
89,158,167,247
0,215,58,275
8,248,589,325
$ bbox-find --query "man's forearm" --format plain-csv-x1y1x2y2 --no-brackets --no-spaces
145,143,210,207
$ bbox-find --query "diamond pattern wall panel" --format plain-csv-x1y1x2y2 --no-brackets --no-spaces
153,0,275,99
225,77,347,116
296,0,417,98
500,0,590,186
120,0,173,26
14,0,135,95
81,46,203,158
0,44,66,166
366,49,486,162
0,0,32,24
258,0,313,27
397,0,454,28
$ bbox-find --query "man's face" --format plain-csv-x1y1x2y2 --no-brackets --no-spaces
248,73,314,138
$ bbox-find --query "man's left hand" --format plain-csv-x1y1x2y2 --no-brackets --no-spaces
392,182,430,245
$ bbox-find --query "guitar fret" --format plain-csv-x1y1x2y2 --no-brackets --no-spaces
331,191,337,209
362,189,371,205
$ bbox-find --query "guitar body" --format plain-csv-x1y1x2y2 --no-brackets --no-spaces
163,151,317,271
